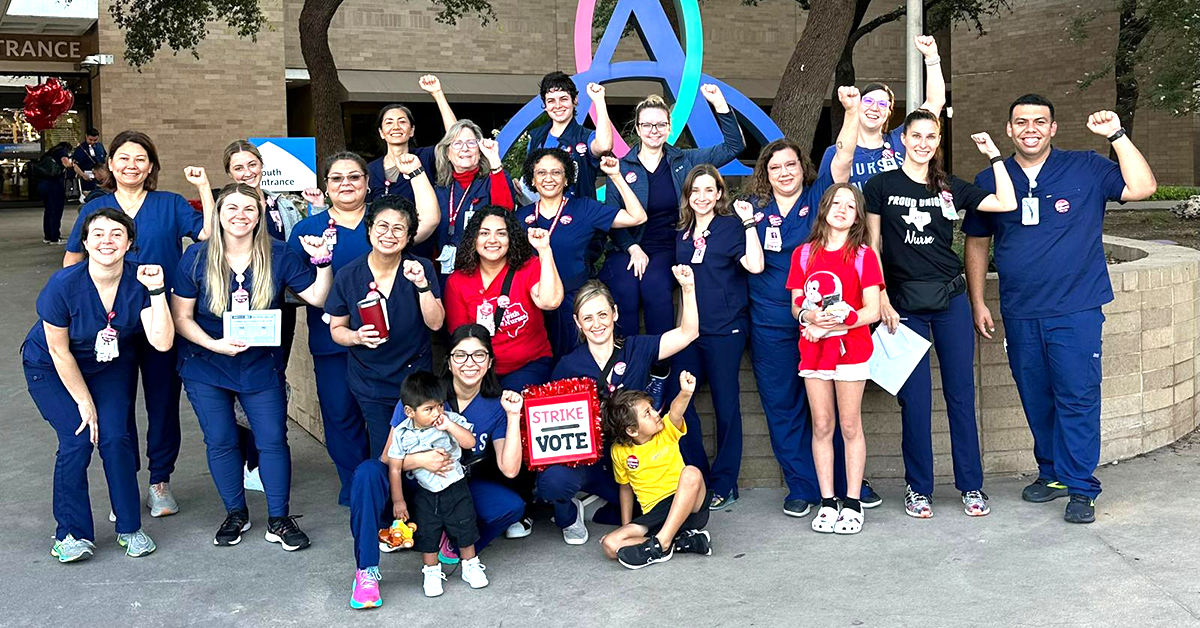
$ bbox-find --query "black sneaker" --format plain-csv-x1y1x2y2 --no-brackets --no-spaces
672,529,712,556
265,515,311,551
1022,478,1069,503
860,479,883,509
214,509,251,546
617,537,673,569
1063,494,1095,524
783,499,812,518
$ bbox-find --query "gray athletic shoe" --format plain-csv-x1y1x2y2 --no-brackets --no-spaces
51,535,96,563
147,482,179,517
562,497,589,545
117,528,157,557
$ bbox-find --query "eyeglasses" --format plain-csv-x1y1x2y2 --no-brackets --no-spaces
372,223,407,237
450,350,490,364
862,97,890,110
327,173,365,185
534,169,565,180
637,122,670,133
767,160,801,174
451,140,479,151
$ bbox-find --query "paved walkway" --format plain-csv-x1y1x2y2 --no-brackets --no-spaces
2,205,1198,628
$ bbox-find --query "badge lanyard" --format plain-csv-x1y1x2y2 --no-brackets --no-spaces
1021,179,1040,226
691,229,709,264
322,218,338,249
95,311,119,362
231,273,250,313
764,213,783,252
539,197,568,239
448,180,480,238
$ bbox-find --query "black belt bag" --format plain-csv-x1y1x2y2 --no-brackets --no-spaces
893,275,966,312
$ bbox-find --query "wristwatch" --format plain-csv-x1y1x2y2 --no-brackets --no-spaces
402,166,425,181
1107,128,1126,143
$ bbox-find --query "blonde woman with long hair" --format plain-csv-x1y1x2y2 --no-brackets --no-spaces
172,183,331,551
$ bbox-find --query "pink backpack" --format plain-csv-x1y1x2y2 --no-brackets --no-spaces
798,243,867,281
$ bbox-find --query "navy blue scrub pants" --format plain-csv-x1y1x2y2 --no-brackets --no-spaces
39,178,66,241
1004,308,1104,499
499,356,554,392
749,323,822,504
313,352,369,506
357,357,430,460
468,478,526,550
895,293,983,496
545,287,582,359
183,379,292,517
598,250,677,338
127,336,182,485
674,332,746,499
536,459,622,529
26,364,142,540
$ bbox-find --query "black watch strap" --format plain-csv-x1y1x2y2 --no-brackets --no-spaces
1107,128,1126,143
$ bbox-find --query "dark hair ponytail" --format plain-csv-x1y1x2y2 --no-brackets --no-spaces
902,109,950,194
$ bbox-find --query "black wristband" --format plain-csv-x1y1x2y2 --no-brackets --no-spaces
989,155,1004,166
402,166,424,181
416,282,432,293
148,286,166,296
742,219,757,229
1107,128,1126,143
314,260,332,269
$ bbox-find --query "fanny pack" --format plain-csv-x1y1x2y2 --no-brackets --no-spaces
893,275,966,312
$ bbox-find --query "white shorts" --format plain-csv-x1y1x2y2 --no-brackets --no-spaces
799,361,870,382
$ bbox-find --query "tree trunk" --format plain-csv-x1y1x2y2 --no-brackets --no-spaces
772,0,857,145
827,0,873,144
1112,0,1149,158
300,0,347,158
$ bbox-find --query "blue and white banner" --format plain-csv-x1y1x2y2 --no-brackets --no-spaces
249,137,317,192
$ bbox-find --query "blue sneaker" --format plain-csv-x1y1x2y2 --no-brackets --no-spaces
860,479,882,509
646,373,667,411
709,490,738,511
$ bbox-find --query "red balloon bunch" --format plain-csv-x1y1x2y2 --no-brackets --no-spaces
23,78,75,131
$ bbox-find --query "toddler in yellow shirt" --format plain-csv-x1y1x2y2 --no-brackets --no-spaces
601,371,712,569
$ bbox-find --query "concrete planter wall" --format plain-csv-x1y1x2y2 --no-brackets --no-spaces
285,236,1200,488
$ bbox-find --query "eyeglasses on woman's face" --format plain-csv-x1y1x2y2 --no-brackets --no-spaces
326,172,365,185
450,350,490,364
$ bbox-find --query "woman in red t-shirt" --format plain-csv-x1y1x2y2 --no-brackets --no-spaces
444,206,564,390
785,183,883,536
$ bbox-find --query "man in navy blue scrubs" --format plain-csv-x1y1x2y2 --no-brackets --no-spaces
964,94,1157,524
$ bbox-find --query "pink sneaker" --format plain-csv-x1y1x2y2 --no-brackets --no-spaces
349,567,382,609
438,532,459,565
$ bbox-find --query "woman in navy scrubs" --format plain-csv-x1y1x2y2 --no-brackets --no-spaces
173,183,333,551
540,268,699,544
366,74,456,205
326,194,445,457
289,151,438,506
24,209,174,561
672,164,763,510
598,85,744,346
431,121,517,286
63,130,215,518
743,87,862,518
516,149,645,356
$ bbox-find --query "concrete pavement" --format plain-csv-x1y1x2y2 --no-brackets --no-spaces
1,205,1198,628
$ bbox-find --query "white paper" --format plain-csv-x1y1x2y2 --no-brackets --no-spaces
868,323,932,396
223,309,282,347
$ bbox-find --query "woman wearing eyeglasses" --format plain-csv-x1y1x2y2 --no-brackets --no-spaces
596,85,744,399
325,194,444,458
430,120,516,286
289,152,439,505
515,148,645,357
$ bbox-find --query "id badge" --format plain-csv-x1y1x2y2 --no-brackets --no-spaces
1021,196,1040,226
880,156,898,172
94,327,119,362
690,244,706,264
476,301,496,335
231,287,250,313
322,220,338,248
764,226,783,252
437,245,457,275
939,191,958,220
462,209,476,231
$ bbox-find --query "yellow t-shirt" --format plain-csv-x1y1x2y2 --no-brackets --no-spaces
610,414,687,512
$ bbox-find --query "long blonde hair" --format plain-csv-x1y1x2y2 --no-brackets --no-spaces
201,183,276,317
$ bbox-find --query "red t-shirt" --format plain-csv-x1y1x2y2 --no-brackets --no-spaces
785,243,885,363
444,257,552,375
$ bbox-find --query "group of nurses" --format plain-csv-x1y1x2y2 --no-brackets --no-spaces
25,208,174,561
63,130,215,519
171,183,333,550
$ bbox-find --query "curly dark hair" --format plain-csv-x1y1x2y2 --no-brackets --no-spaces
453,206,535,275
522,147,577,191
745,138,816,208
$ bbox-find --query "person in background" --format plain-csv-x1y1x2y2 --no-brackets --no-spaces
72,127,107,197
36,141,73,244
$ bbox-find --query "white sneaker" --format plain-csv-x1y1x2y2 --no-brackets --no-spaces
504,517,532,539
422,564,446,597
146,482,178,517
243,465,264,492
461,557,488,589
562,496,588,545
108,509,116,523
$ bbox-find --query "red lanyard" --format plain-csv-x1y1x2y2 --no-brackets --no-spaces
448,180,479,236
539,197,568,238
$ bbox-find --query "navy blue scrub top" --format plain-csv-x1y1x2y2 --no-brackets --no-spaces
22,261,150,375
288,210,372,356
515,197,619,291
66,190,204,290
675,214,749,336
818,126,906,191
173,240,316,392
367,146,437,204
963,148,1125,320
552,334,662,394
641,164,679,254
324,252,440,401
746,174,830,329
453,395,508,479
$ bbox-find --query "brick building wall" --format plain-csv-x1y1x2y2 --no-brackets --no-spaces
95,0,288,195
